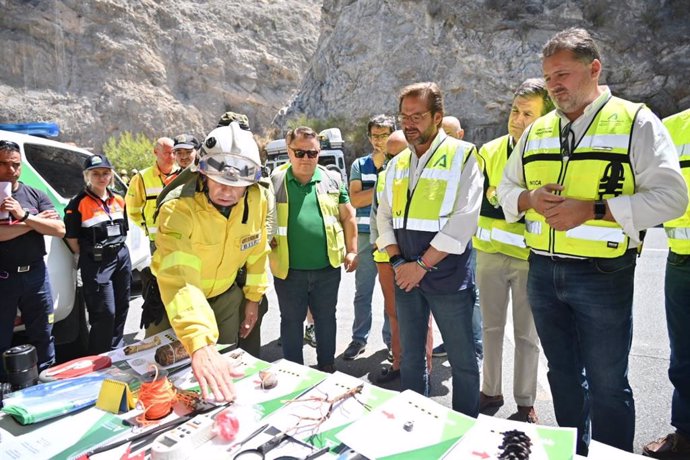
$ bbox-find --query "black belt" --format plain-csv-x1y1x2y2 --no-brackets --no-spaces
535,249,637,263
0,262,41,273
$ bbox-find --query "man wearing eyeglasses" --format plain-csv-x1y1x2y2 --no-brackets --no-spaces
498,28,687,455
270,126,358,373
0,140,65,381
343,114,395,362
150,123,270,402
376,82,483,416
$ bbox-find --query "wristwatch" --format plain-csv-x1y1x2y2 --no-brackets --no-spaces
389,254,405,268
18,209,30,222
594,200,606,220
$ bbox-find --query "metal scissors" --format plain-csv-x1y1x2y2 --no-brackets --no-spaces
233,431,291,459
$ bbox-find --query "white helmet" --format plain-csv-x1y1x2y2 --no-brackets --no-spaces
198,122,262,187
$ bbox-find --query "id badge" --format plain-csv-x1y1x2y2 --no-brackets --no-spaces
106,224,122,237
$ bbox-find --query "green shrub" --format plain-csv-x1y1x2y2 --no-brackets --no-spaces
102,131,153,173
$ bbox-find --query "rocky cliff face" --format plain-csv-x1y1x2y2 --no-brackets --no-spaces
289,0,690,145
0,0,321,147
1,0,688,150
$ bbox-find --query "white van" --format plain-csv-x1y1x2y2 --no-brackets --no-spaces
1,130,150,349
265,128,348,182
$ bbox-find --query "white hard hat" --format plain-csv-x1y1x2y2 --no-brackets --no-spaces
198,122,262,187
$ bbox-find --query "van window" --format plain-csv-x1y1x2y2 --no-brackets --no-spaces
23,144,127,199
319,156,336,167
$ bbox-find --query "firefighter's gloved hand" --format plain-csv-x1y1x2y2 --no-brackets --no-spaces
140,281,166,329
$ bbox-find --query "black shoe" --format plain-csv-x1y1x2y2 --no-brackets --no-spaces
343,341,366,360
375,366,400,384
317,363,336,374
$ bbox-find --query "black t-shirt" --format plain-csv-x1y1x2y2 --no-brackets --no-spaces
0,182,54,267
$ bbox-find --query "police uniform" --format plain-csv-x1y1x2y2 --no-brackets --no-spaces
65,186,131,354
0,182,56,378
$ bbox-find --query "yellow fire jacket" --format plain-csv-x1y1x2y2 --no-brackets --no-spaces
151,181,269,354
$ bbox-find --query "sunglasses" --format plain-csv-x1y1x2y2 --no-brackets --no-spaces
291,149,319,159
0,140,20,152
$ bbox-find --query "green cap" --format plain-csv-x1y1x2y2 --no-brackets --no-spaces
217,111,250,130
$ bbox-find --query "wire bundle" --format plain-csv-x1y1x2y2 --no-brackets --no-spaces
136,367,176,424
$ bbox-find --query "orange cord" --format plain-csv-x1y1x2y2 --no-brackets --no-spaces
136,366,177,425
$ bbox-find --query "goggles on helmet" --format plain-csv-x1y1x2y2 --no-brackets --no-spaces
198,153,262,186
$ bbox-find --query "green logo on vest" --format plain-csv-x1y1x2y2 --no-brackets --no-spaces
432,155,447,168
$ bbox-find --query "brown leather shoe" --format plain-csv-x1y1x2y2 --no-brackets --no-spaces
643,432,690,458
479,392,504,411
516,405,538,424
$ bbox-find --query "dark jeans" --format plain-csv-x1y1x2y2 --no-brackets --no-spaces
666,251,690,438
274,266,341,368
80,245,131,355
0,261,55,379
395,285,479,417
528,251,637,455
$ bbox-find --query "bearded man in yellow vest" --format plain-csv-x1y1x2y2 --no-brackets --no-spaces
498,28,687,455
643,108,690,459
475,79,554,424
376,82,484,417
270,126,358,373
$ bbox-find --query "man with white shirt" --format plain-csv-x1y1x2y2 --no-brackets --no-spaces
376,82,483,416
497,28,687,455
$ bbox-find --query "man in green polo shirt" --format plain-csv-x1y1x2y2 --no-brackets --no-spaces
270,126,358,373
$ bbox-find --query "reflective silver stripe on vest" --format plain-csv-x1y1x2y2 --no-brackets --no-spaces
578,134,631,150
565,224,625,243
323,215,339,226
277,226,288,236
666,227,690,240
147,227,158,234
677,143,690,157
475,227,492,242
402,217,448,232
361,173,378,182
356,216,370,225
525,220,542,235
492,227,527,248
145,186,164,195
525,137,559,152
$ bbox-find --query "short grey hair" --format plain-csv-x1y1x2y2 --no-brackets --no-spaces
542,27,601,64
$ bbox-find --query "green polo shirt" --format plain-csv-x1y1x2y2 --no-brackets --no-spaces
286,167,350,269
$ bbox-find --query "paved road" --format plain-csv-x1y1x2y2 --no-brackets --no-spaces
124,228,673,455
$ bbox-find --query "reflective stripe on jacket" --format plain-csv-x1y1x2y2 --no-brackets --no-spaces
523,97,640,258
151,182,269,354
474,135,529,260
125,164,178,241
269,165,345,280
663,109,690,254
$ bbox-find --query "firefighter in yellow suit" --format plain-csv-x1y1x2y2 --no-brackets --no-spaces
151,122,270,402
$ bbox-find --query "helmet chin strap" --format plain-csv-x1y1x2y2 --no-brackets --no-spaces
201,176,250,221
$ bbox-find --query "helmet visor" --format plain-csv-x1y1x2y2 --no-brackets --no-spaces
199,153,262,186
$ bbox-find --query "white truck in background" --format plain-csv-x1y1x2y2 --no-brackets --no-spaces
1,127,150,353
265,128,348,182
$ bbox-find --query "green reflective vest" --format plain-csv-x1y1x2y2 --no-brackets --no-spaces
523,97,641,258
662,109,690,254
269,165,345,279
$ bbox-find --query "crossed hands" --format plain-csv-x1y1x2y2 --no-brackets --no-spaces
527,184,594,231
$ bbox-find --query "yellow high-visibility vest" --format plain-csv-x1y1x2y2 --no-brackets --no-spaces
662,109,690,254
523,97,640,258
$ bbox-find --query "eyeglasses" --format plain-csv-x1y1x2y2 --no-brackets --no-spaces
0,140,20,152
199,153,262,185
397,111,431,124
369,133,390,141
290,148,319,159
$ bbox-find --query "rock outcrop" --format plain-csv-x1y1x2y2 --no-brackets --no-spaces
1,0,688,151
0,0,321,147
288,0,690,145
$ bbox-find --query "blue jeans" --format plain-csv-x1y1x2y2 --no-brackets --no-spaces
352,233,390,346
275,267,341,367
0,261,55,379
527,252,636,455
395,285,479,416
470,249,483,357
665,251,690,438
